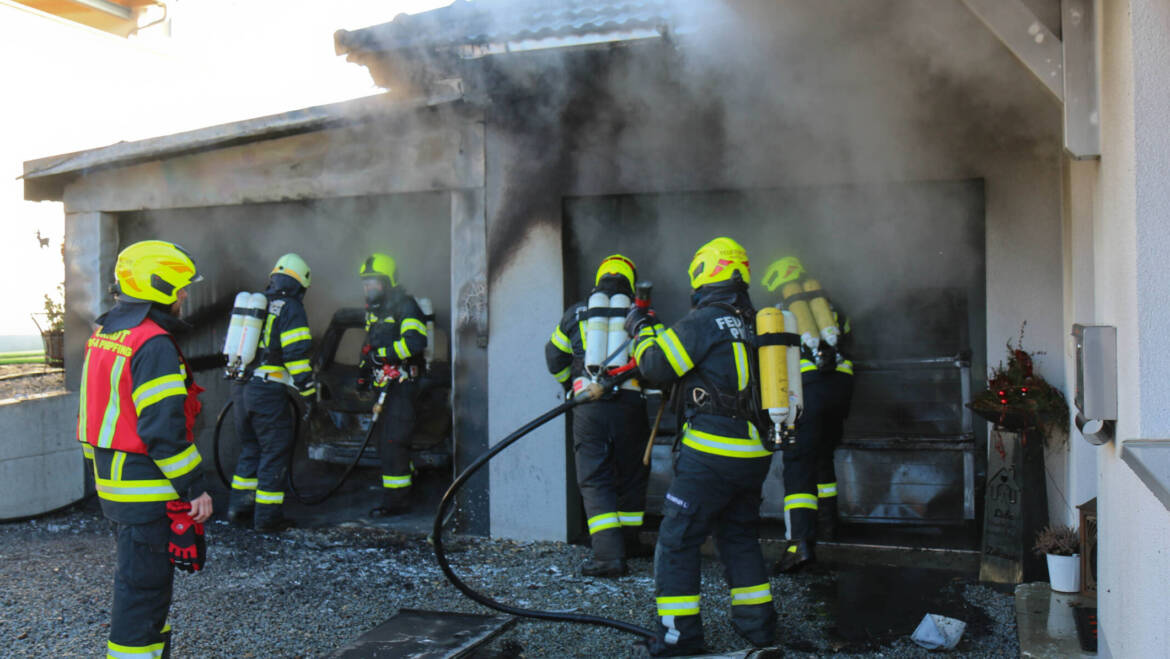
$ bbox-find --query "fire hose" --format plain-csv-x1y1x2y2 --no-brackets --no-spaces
430,346,657,642
212,366,403,506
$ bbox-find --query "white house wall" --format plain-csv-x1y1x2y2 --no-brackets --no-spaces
1089,0,1170,655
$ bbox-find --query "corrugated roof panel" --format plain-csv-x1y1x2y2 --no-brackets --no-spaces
336,0,678,56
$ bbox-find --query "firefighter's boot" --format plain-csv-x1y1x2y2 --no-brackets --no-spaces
817,497,838,542
580,557,628,578
773,539,816,574
624,527,655,559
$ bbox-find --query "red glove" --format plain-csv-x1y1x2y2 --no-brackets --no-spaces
165,500,206,573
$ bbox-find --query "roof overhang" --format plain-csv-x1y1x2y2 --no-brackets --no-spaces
22,87,464,202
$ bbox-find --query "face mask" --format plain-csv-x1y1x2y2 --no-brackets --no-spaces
363,279,385,306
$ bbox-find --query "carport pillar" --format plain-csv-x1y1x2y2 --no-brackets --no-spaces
452,189,491,534
63,211,117,390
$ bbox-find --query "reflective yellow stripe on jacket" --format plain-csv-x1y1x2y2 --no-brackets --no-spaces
154,443,201,479
681,423,771,459
550,326,572,354
132,373,187,415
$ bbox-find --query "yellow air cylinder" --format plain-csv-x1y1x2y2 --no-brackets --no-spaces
803,279,840,347
756,307,789,435
781,282,819,352
782,309,803,428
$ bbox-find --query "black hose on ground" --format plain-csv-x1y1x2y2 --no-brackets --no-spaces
431,396,657,641
212,392,377,506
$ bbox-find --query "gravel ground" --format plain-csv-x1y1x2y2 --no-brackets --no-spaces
0,366,65,402
0,504,1018,658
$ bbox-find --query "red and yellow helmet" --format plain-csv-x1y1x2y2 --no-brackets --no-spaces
595,254,636,292
688,237,750,289
760,256,804,292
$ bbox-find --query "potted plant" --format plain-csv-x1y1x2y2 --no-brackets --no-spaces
31,282,65,367
1033,524,1081,592
968,323,1069,437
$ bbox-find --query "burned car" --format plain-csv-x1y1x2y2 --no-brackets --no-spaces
308,307,451,470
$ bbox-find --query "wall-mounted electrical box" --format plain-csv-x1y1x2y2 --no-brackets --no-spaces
1072,324,1117,420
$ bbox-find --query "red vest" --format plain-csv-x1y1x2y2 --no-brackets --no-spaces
78,318,203,454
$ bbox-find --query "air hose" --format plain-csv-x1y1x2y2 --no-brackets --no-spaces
430,379,657,641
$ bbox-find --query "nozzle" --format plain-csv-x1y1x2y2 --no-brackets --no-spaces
635,280,653,309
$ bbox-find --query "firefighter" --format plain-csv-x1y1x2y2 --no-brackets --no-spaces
626,237,776,656
228,253,316,531
358,253,428,516
761,256,855,573
545,254,651,578
78,240,212,658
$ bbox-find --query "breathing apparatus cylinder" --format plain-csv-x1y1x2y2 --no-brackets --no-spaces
222,292,250,371
606,293,631,368
756,307,789,447
783,309,803,430
584,291,610,376
781,282,819,353
418,297,435,368
223,292,267,379
802,279,839,347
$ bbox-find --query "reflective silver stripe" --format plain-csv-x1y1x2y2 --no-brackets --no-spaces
553,366,571,383
618,511,644,526
78,351,92,442
155,444,201,479
730,583,772,606
131,373,186,415
587,512,621,534
95,478,178,502
232,475,258,490
784,493,818,510
551,327,572,353
256,490,285,504
656,595,700,616
400,318,427,336
656,329,694,376
97,355,127,449
818,482,838,497
732,342,749,391
107,638,166,658
681,424,770,458
281,327,311,345
383,474,411,489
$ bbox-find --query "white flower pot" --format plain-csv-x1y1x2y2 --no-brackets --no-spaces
1046,553,1081,593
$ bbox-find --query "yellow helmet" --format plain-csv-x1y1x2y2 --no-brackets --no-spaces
595,254,636,292
272,253,311,288
760,256,804,292
688,237,750,289
359,253,397,287
114,240,202,305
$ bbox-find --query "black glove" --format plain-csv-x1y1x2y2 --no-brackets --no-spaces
165,501,206,573
301,397,317,423
624,305,656,338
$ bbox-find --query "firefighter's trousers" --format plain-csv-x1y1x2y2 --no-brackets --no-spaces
572,389,650,561
109,517,174,658
654,445,776,651
230,379,295,527
781,371,854,541
374,381,418,509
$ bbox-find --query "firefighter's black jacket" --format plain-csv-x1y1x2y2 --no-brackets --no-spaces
252,275,315,397
633,284,768,453
364,287,427,370
544,301,589,386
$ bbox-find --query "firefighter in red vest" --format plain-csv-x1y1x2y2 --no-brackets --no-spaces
78,240,211,659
